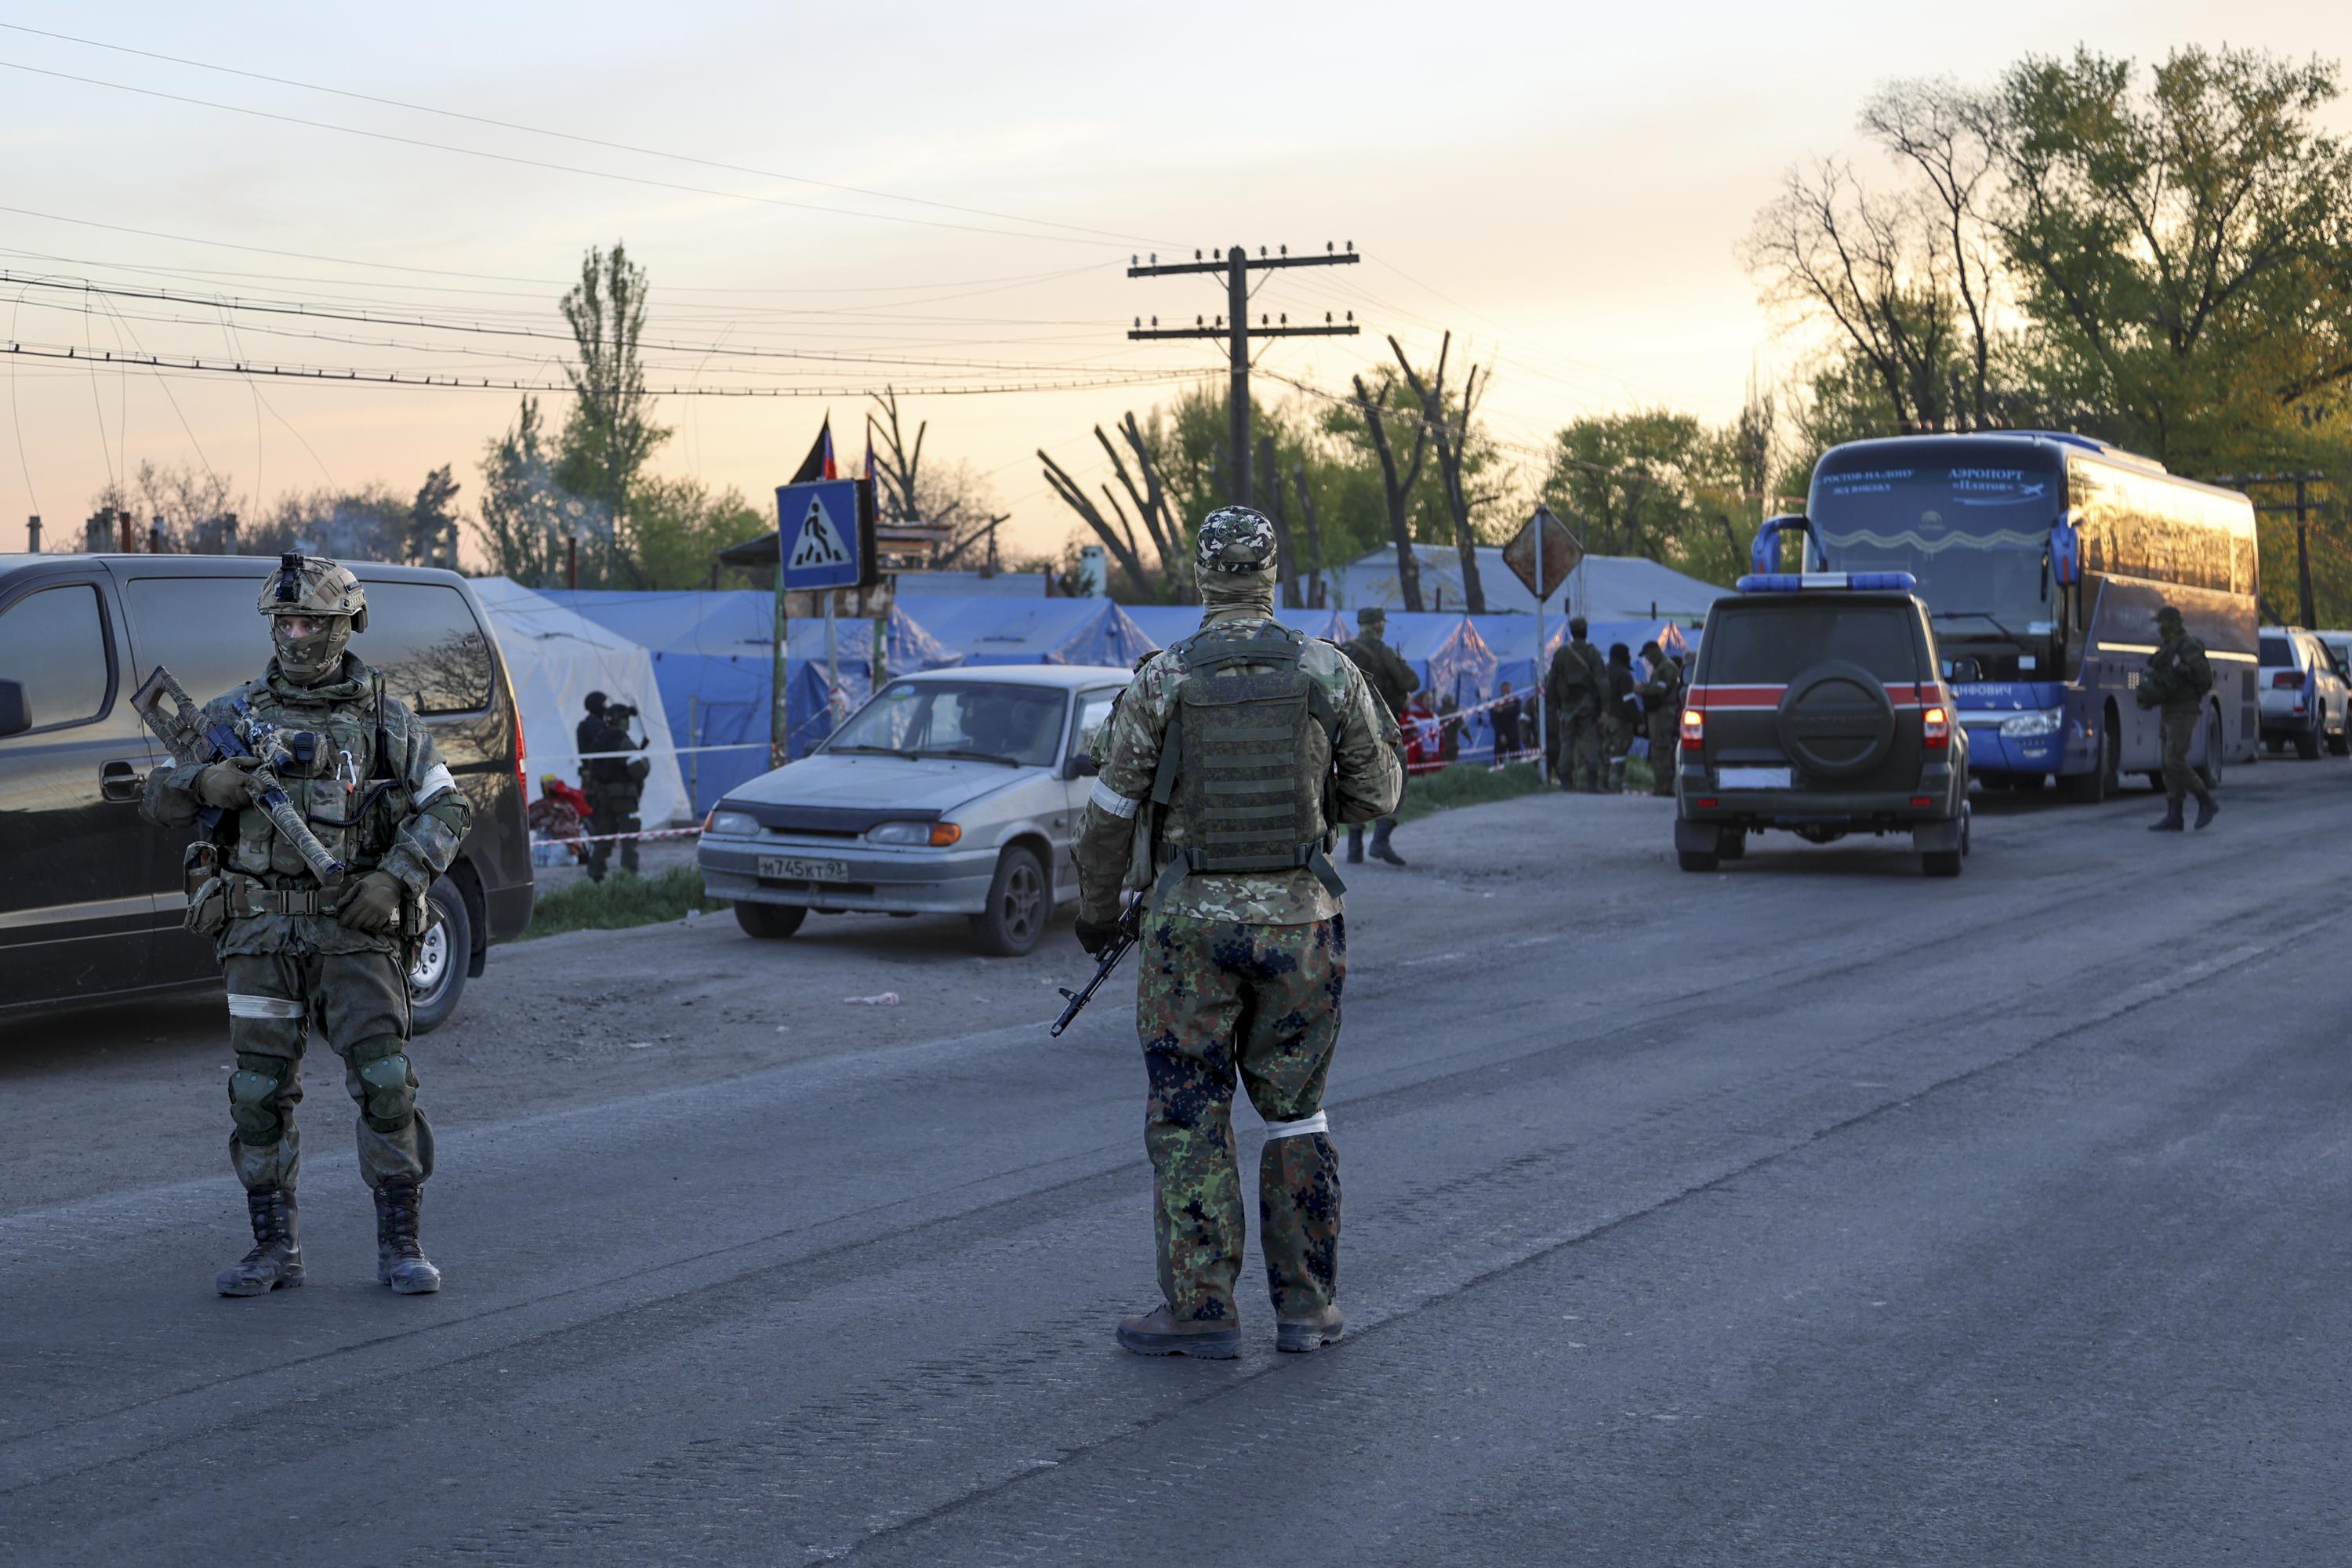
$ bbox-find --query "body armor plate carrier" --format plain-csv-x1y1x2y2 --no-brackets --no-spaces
1148,626,1347,898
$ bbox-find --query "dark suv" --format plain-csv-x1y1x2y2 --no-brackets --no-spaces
1673,573,1971,877
0,554,534,1029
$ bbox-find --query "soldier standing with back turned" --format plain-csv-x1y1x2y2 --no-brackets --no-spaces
1073,508,1402,1358
1547,616,1610,792
578,693,648,879
1636,639,1682,797
2139,604,2219,831
1338,604,1417,866
140,555,473,1296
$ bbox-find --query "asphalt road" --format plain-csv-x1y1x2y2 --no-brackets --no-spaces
5,761,2347,1566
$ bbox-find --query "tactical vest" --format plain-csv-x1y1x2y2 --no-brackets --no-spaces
1148,625,1345,898
219,672,407,881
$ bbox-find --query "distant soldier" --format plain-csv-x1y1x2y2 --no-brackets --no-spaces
1490,681,1523,770
139,554,471,1297
1339,606,1417,866
1603,642,1637,792
1546,617,1610,791
1073,507,1403,1358
2138,604,2219,831
1636,640,1682,797
579,695,648,879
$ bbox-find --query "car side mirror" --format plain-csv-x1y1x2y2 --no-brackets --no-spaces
1064,753,1100,780
2049,518,2082,587
0,678,29,738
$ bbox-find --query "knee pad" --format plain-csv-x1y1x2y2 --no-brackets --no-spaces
350,1036,417,1134
227,1053,289,1143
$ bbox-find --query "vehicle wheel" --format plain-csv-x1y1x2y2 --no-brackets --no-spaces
1716,825,1747,861
1676,848,1719,873
1922,847,1963,877
2199,710,2226,789
734,901,806,939
2061,713,2117,804
407,876,472,1036
970,846,1048,956
2295,720,2321,760
2330,720,2350,757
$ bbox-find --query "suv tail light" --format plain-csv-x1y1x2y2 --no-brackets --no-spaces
2273,670,2305,688
513,695,528,796
1679,707,1704,751
1922,705,1950,749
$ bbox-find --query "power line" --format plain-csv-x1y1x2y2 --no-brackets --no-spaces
0,22,1175,249
0,339,1207,398
0,58,1135,250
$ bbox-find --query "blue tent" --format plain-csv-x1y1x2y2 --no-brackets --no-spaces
1112,604,1352,651
910,595,1155,668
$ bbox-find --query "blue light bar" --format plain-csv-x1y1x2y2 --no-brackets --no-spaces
1735,572,1917,593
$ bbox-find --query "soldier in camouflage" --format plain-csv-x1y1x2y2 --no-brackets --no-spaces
1547,617,1610,791
2138,604,2219,832
1636,640,1682,798
1075,506,1403,1358
140,555,474,1297
1338,605,1417,866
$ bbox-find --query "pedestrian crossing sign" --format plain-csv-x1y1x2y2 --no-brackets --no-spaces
776,478,862,590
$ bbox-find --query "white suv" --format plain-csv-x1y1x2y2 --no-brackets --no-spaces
2258,628,2350,759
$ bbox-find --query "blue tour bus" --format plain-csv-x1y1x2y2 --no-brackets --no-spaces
1754,432,2259,801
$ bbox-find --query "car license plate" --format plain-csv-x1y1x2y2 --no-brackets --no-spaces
1719,766,1791,789
758,855,848,883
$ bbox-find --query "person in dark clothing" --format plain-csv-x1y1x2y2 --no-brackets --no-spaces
1490,682,1523,769
1603,643,1638,793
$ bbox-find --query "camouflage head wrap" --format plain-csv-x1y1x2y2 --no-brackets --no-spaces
1196,506,1277,612
1357,606,1386,630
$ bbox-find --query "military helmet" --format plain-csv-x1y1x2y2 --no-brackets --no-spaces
2155,604,2184,626
259,552,368,632
1357,606,1387,628
1195,506,1277,575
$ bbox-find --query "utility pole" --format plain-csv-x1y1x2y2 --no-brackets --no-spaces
1128,242,1360,509
2214,471,2330,627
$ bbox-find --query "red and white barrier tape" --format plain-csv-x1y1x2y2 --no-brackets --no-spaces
531,825,705,848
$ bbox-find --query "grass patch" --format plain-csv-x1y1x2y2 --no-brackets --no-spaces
524,864,724,939
1394,761,1551,823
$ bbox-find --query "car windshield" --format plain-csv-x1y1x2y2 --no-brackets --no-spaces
1813,463,2056,632
825,681,1067,768
1704,604,1922,684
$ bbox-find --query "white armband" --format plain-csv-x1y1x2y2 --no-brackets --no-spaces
415,762,457,804
1088,777,1141,818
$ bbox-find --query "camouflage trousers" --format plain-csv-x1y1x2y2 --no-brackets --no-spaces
1559,708,1604,791
1136,910,1345,1322
2160,706,2212,806
584,789,641,878
220,949,434,1193
1647,710,1679,796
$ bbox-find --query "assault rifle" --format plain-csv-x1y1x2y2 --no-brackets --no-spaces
130,665,349,884
1049,892,1144,1037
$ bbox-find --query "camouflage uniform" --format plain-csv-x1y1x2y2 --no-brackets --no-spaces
1602,644,1636,792
1636,642,1682,797
579,706,645,879
1338,609,1417,865
2137,606,2217,829
140,557,473,1296
1075,508,1402,1356
1548,630,1609,791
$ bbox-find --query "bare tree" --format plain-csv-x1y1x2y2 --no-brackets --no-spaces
866,388,928,524
1039,412,1185,601
1862,80,2002,429
1392,332,1490,613
1745,158,1962,433
1348,372,1429,612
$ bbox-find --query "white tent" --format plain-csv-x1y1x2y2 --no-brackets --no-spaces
1328,544,1725,624
470,577,693,828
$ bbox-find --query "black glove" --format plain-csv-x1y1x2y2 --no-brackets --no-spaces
1074,916,1123,956
336,871,405,935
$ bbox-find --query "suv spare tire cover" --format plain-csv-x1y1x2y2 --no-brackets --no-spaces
1776,661,1896,781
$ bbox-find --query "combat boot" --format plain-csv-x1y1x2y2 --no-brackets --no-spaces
216,1185,303,1297
1345,826,1365,864
1369,821,1406,866
1116,1305,1240,1359
372,1176,441,1294
2148,801,2186,832
1276,1304,1345,1354
2194,795,2219,830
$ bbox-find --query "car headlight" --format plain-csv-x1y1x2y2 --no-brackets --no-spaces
703,809,761,837
1999,709,2063,738
867,820,962,847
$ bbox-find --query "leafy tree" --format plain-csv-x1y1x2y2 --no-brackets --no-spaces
553,241,670,586
630,476,767,590
408,465,461,568
474,395,589,586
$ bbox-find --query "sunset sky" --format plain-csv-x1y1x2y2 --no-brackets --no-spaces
3,0,2347,561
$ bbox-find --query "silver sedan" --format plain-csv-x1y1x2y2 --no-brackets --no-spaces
698,664,1131,955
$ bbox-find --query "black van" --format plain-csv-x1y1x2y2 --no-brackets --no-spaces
0,553,533,1030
